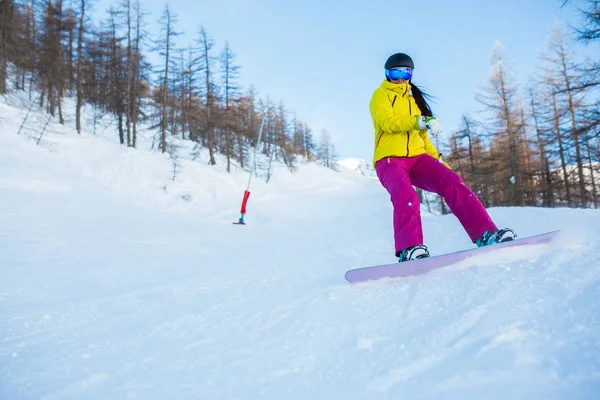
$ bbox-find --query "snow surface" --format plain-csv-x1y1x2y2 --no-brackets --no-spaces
338,157,377,178
1,93,599,399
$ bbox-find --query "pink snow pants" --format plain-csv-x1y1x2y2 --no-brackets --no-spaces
375,154,497,256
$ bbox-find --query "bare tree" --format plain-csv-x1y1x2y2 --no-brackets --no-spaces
0,0,16,93
39,0,67,124
302,122,316,160
317,129,338,170
550,77,573,205
130,0,147,148
563,0,600,43
63,7,76,90
14,0,38,93
476,44,528,206
75,0,90,133
547,26,591,206
117,0,133,146
107,7,126,144
447,114,492,204
155,5,180,153
528,87,556,207
4,0,327,179
195,26,218,165
219,41,240,173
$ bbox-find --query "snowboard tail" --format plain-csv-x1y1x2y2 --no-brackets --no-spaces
345,230,561,284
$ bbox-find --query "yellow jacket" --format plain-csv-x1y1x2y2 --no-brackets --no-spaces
369,80,440,166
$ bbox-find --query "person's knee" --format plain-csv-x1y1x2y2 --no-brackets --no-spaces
436,170,465,193
442,175,477,200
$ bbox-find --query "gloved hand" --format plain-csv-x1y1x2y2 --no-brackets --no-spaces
416,116,442,137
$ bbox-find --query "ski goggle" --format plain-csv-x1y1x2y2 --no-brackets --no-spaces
385,67,413,81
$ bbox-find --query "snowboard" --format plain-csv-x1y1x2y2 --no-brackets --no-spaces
345,230,561,284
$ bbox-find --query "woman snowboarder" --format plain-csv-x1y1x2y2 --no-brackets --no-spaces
370,52,516,262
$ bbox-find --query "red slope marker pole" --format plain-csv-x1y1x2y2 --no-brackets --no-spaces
233,112,267,225
233,190,251,225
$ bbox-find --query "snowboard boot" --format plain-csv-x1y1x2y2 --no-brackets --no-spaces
398,245,430,262
475,228,517,248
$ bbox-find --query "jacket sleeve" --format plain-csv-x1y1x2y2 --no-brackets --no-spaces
369,90,418,133
423,133,451,168
419,130,440,159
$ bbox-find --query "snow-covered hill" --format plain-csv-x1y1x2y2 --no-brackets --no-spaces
1,94,599,399
338,157,377,178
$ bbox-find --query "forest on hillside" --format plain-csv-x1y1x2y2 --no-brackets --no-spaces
0,0,339,176
0,0,598,208
444,0,600,208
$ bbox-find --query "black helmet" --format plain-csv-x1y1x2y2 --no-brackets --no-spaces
385,53,414,70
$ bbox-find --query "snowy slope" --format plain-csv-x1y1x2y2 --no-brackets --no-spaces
338,157,377,178
1,96,599,400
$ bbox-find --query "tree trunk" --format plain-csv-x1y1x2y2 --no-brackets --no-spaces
75,0,85,133
125,0,132,147
584,135,598,207
131,0,141,148
530,91,554,207
552,89,571,206
0,0,14,94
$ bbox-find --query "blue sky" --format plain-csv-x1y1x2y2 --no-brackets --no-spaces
101,0,591,161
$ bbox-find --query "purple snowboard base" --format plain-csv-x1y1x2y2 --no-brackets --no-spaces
345,230,561,284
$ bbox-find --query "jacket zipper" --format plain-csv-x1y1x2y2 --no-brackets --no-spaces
406,97,412,157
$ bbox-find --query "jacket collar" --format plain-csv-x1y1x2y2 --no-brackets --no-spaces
380,80,411,98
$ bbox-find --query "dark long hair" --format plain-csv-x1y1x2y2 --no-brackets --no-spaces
410,82,433,117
